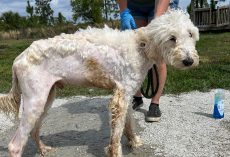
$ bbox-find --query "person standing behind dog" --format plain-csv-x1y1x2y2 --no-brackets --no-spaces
116,0,176,122
170,0,179,9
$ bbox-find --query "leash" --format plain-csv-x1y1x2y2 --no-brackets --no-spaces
141,65,159,99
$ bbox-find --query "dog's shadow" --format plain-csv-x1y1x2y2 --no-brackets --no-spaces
136,108,148,116
193,112,213,118
23,97,138,157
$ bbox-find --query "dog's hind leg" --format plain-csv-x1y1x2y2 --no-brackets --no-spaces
123,109,142,148
8,72,60,157
107,88,129,157
8,95,50,157
30,86,56,156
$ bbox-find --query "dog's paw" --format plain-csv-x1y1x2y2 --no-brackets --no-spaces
39,145,56,157
105,144,123,157
128,135,143,148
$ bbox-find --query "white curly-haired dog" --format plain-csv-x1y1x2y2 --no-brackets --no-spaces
0,10,199,157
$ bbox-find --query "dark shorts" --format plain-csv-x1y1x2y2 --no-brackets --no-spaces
128,0,155,22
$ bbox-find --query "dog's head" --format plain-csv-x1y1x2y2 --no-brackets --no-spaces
145,9,199,69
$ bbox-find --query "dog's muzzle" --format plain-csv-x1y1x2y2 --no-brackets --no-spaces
182,57,194,66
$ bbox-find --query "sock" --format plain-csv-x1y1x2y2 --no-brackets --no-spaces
150,102,159,106
133,96,142,101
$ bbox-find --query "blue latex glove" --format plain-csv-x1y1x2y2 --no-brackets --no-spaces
120,8,137,30
170,0,179,9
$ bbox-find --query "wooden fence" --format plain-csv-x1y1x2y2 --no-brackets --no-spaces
193,6,230,31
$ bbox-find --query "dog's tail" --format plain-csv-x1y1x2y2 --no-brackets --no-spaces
0,69,21,116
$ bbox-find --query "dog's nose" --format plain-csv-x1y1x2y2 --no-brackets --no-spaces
182,58,194,66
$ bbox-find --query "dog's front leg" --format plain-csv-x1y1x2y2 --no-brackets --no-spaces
124,109,143,148
107,88,128,157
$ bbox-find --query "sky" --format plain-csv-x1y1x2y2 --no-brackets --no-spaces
0,0,229,21
0,0,72,20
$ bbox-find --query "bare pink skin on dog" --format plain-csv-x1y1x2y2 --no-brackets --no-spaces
0,10,199,157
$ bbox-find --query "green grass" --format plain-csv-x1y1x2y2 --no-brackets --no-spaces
0,32,229,97
0,39,32,93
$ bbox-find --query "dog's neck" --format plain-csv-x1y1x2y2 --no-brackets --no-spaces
134,28,164,65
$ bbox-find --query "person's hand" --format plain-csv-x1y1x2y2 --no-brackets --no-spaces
120,8,137,30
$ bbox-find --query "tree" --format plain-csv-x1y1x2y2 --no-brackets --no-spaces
188,0,209,11
0,11,24,30
26,0,39,27
35,0,54,25
187,0,209,18
57,12,66,25
187,0,195,16
210,0,226,10
0,20,5,31
71,0,104,23
195,0,209,8
103,0,119,20
26,0,34,18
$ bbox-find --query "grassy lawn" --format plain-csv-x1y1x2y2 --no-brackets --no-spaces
0,32,229,97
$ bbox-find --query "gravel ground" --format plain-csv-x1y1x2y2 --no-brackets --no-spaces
0,90,230,157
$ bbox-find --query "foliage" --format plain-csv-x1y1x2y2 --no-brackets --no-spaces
0,0,69,31
71,0,119,23
0,11,27,31
188,0,209,15
25,0,42,28
194,0,209,8
0,20,119,40
35,0,54,25
0,0,118,31
71,0,104,23
103,0,119,20
26,0,34,18
0,21,4,30
57,12,66,25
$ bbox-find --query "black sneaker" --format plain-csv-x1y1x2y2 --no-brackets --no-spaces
132,96,143,110
145,103,161,122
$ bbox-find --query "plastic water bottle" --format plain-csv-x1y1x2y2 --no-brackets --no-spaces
213,89,224,119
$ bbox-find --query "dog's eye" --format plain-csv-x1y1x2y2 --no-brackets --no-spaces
140,42,146,48
189,32,193,38
169,36,176,42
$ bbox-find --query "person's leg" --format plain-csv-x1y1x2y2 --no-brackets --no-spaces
145,63,167,122
133,19,167,122
151,63,167,104
131,18,148,110
128,3,167,122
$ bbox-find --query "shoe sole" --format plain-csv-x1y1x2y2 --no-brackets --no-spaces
145,116,161,122
133,103,144,110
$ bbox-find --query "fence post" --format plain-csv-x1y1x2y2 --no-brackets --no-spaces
216,7,219,26
209,7,212,25
229,5,230,26
193,9,196,25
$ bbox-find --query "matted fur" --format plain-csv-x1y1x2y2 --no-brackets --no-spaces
0,10,199,157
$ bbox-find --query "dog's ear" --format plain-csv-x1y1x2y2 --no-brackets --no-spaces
136,29,163,63
135,29,151,58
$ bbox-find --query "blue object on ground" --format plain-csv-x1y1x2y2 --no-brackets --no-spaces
213,89,224,119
